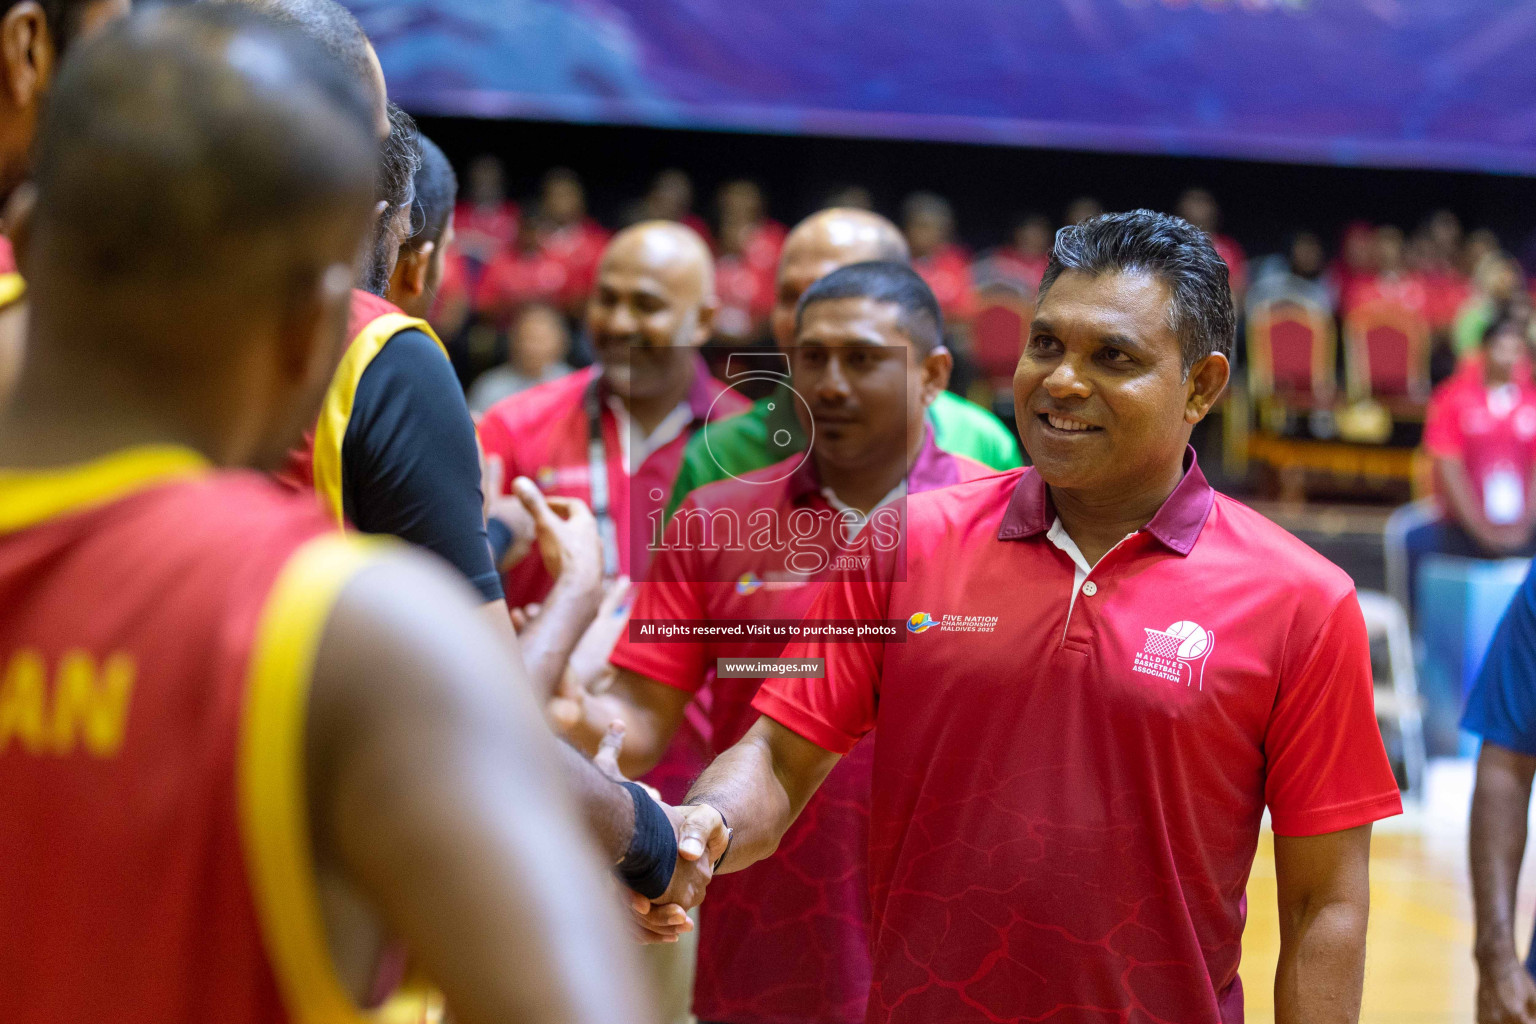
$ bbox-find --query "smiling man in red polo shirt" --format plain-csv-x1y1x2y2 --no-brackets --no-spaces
479,220,747,615
670,210,1402,1024
560,261,990,1024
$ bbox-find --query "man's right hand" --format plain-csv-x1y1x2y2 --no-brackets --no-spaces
513,476,603,595
627,803,730,944
549,685,633,758
588,722,702,946
1479,957,1536,1024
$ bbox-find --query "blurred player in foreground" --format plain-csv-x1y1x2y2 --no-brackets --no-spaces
0,8,684,1021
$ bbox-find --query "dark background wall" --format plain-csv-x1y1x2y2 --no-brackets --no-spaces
419,115,1536,260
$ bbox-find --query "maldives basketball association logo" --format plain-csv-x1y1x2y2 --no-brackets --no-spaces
1133,620,1215,690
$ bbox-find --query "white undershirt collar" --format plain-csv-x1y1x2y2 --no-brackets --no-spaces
821,478,909,537
1045,516,1137,619
606,394,693,473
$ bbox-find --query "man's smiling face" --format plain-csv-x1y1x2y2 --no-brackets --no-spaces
1014,268,1197,496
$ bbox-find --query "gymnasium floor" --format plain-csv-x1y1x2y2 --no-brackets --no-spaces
1242,759,1494,1024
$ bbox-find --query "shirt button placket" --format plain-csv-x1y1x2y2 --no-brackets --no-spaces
1081,580,1098,597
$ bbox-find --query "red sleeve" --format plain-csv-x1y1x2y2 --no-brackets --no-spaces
607,538,709,694
751,569,888,755
1264,591,1403,836
1422,381,1465,459
474,405,520,489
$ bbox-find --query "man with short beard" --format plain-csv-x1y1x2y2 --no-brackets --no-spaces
223,0,529,640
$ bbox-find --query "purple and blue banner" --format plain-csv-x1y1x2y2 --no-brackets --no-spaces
348,0,1536,174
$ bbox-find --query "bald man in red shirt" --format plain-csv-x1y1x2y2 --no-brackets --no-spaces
478,220,749,802
669,211,1400,1024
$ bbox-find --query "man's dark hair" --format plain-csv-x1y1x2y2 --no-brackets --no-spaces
1039,209,1235,371
30,3,378,286
206,0,380,113
795,259,943,354
407,133,456,250
361,101,419,295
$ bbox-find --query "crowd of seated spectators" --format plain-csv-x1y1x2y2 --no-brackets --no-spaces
425,159,1536,444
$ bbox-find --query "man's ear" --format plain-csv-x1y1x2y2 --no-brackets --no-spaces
0,3,48,110
1184,352,1230,424
918,345,953,408
402,241,433,298
389,245,431,303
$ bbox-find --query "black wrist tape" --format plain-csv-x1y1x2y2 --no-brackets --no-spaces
616,781,677,900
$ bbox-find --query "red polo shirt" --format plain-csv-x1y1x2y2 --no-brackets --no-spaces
477,356,747,801
755,451,1401,1024
1425,366,1536,525
612,431,990,1024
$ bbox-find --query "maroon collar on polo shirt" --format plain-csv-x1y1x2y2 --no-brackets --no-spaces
785,424,955,504
996,445,1215,556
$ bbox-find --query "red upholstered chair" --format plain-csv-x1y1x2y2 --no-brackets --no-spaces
1247,298,1337,409
1345,300,1431,406
970,283,1033,388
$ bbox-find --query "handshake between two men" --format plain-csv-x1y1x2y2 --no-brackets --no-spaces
480,461,738,941
586,719,734,943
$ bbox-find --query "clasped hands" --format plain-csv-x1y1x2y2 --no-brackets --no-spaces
591,722,731,944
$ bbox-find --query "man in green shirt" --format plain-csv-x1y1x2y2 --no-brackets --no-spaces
667,207,1021,517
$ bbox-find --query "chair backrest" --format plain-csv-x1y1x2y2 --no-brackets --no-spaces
1345,300,1431,401
1247,298,1336,402
971,284,1033,383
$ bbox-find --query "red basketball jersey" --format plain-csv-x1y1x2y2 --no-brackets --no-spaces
0,446,383,1024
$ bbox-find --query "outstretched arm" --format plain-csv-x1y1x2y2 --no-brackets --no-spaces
680,716,843,874
306,549,654,1024
1272,825,1373,1024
